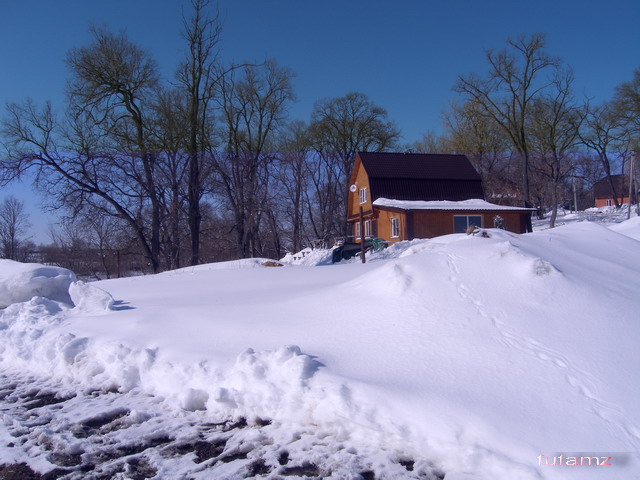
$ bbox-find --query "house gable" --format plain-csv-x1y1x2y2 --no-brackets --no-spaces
347,155,374,220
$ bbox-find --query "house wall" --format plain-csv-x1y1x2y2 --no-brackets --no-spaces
595,195,631,207
376,209,407,244
348,159,373,219
411,210,528,237
372,209,528,241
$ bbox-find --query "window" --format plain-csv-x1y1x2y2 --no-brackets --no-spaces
364,220,371,237
606,199,612,207
354,222,361,238
454,215,483,233
391,217,400,238
359,187,367,204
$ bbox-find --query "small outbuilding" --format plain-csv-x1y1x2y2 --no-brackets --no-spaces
593,174,633,207
347,152,533,243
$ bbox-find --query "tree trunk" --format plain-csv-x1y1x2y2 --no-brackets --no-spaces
549,187,558,228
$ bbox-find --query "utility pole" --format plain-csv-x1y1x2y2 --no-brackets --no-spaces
359,206,365,263
628,152,635,220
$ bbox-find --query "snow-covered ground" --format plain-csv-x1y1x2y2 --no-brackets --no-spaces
1,210,640,479
532,204,640,233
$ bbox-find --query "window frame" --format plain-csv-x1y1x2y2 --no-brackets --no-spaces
453,215,483,233
364,219,371,237
355,221,361,238
359,187,367,204
391,217,400,238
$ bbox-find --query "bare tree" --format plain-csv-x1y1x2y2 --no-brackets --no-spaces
412,130,452,153
151,88,190,269
176,0,225,265
613,68,640,140
213,60,294,257
439,100,518,204
2,28,168,272
0,195,31,260
455,33,560,230
275,121,312,253
307,92,400,237
67,26,163,271
579,102,628,208
529,70,582,227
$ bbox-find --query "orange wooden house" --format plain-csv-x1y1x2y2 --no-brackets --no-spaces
347,152,533,244
593,175,633,207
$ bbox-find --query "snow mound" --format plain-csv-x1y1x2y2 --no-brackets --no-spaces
69,281,114,313
609,215,640,241
0,260,76,308
281,247,334,266
205,345,322,419
2,221,640,479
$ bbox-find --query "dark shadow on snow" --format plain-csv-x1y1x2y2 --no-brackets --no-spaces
111,300,135,311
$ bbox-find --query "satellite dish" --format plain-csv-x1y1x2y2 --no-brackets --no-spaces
349,184,357,193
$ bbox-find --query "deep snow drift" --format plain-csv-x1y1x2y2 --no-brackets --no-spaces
1,219,640,479
0,260,76,308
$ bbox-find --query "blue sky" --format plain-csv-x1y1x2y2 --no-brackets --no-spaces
1,0,639,242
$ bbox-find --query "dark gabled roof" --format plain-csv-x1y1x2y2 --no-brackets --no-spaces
359,152,482,181
593,174,629,198
357,152,485,202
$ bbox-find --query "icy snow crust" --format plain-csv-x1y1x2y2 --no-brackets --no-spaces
1,221,640,478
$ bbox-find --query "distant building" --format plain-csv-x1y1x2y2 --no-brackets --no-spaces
347,152,533,244
593,174,633,207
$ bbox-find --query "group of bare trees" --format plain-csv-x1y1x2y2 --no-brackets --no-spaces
1,13,637,275
420,33,639,229
0,0,399,273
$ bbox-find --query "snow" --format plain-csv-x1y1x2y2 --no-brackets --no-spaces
1,215,640,478
280,247,334,266
0,260,76,308
69,280,115,313
609,215,640,241
533,204,640,231
373,197,535,211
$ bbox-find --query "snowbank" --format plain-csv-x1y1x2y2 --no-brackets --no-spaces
0,260,76,308
280,247,335,266
1,222,640,479
609,215,640,241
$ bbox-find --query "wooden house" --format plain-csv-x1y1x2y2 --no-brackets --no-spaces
347,152,533,243
593,174,633,207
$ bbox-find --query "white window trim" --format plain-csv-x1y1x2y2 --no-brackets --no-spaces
364,219,371,237
391,217,400,238
355,222,361,238
359,187,367,204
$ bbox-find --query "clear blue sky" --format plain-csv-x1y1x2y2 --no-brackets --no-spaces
1,0,639,242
